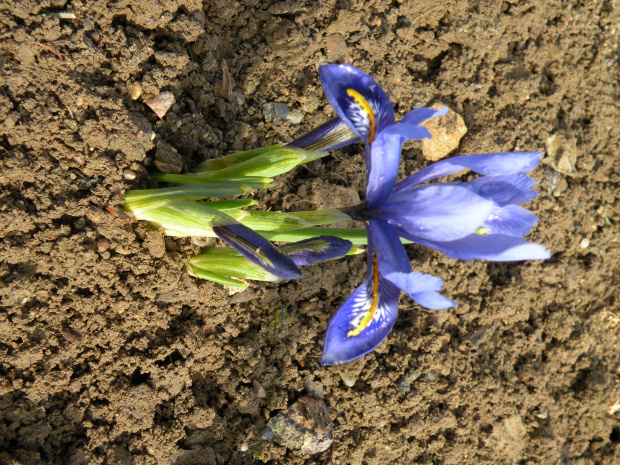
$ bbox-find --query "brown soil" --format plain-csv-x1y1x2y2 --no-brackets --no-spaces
1,1,620,464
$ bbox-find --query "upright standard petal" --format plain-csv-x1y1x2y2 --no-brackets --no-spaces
279,236,352,266
212,223,302,280
400,106,449,126
365,108,445,209
321,253,400,365
365,131,404,209
402,233,551,262
286,117,360,152
393,152,543,193
378,184,495,242
368,218,456,309
319,64,395,144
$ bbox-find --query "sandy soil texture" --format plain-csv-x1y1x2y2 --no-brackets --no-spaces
1,1,620,464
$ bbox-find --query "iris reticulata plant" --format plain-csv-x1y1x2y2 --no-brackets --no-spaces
123,64,549,366
315,65,550,365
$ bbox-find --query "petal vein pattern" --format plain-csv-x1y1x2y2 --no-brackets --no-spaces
345,88,377,144
321,254,401,366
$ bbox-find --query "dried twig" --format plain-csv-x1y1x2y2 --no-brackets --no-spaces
37,42,64,60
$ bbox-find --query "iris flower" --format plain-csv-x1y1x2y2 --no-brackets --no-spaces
318,65,550,365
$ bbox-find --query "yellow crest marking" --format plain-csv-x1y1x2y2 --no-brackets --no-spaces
346,88,377,144
347,254,380,337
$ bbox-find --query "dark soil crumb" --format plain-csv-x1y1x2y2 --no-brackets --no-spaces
1,1,620,464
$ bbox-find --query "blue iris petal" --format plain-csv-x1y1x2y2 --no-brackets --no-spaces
393,152,543,193
401,232,551,262
378,184,495,242
321,267,401,366
279,235,352,266
463,173,539,206
484,205,540,237
365,131,404,210
318,64,395,143
368,218,455,310
400,106,449,126
410,291,457,310
212,223,302,280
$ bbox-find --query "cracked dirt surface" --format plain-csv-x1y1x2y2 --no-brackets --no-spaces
1,1,620,464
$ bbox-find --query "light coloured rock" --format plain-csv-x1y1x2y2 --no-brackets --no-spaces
421,104,468,161
130,82,142,100
325,34,348,62
263,396,333,455
145,91,175,118
545,133,577,176
339,372,357,387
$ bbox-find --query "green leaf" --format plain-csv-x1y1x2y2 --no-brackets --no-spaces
131,201,237,237
153,174,272,188
190,147,327,180
260,227,413,245
200,199,258,210
235,208,352,231
194,144,285,172
124,184,251,211
186,264,248,288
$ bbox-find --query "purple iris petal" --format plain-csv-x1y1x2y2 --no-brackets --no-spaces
393,152,543,193
368,218,455,309
484,205,539,237
400,106,449,126
321,271,401,366
367,217,412,276
365,131,404,209
402,233,551,262
411,291,457,310
464,173,538,206
213,223,302,280
365,111,441,209
279,235,352,266
286,117,360,152
318,64,395,143
378,184,495,242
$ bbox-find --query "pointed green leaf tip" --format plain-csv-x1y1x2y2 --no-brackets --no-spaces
191,146,328,179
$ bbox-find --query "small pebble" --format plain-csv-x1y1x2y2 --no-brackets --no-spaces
130,82,142,100
155,141,184,174
421,104,467,161
396,369,420,393
264,396,333,455
427,372,436,382
123,169,137,180
76,94,85,106
192,10,206,25
579,238,590,249
229,287,255,304
286,110,304,124
145,91,175,118
325,34,348,62
97,238,111,253
252,379,266,399
338,372,357,387
263,102,289,120
545,133,577,176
